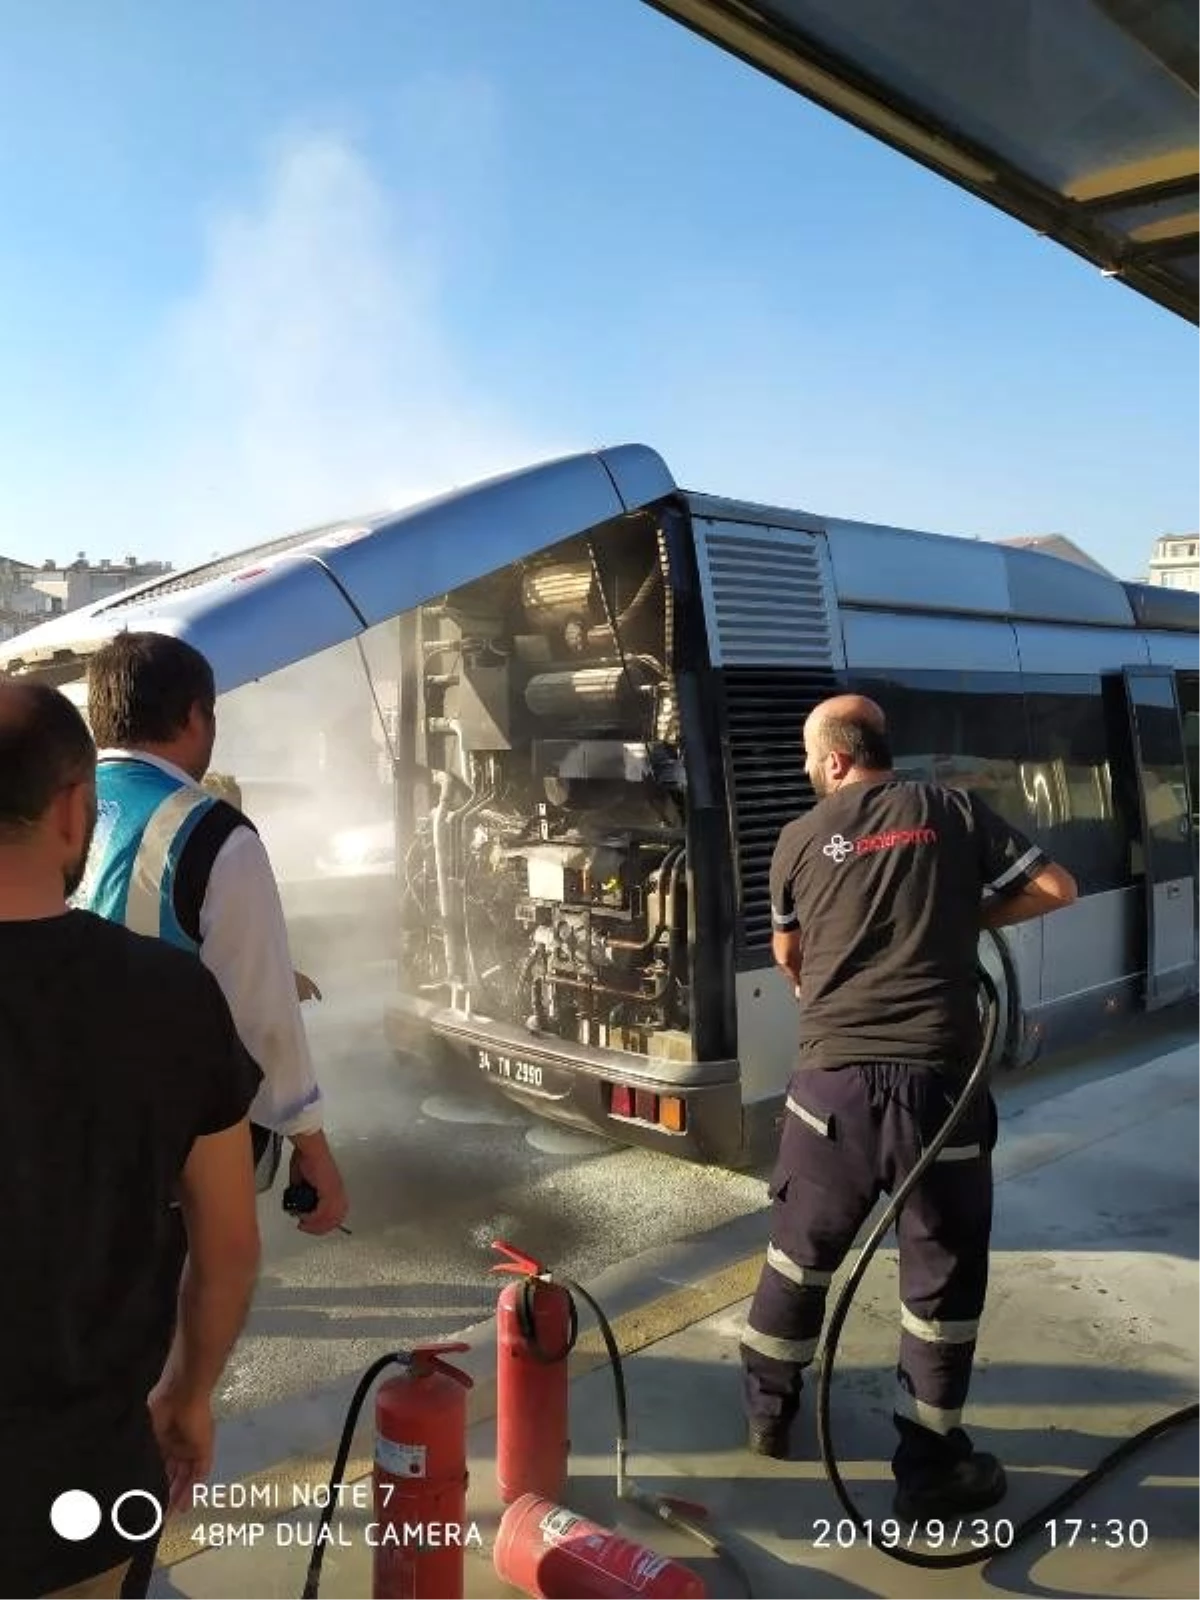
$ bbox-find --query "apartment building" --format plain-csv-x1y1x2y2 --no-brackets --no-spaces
0,552,171,641
1147,533,1200,592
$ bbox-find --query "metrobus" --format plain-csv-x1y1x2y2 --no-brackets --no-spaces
3,445,1195,1165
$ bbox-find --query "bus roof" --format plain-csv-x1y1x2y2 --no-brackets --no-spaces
684,490,1198,633
644,0,1198,326
0,445,675,692
0,444,1193,693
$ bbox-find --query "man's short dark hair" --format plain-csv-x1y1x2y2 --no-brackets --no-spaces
88,632,216,748
814,714,893,772
0,679,96,840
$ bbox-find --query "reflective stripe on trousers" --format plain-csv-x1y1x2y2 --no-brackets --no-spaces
741,1061,995,1456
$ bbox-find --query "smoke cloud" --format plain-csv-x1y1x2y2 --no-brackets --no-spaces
149,117,560,981
123,122,562,566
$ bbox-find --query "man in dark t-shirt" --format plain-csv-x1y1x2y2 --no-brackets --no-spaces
0,680,263,1598
740,694,1078,1523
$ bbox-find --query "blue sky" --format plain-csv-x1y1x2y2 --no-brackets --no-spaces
0,0,1195,582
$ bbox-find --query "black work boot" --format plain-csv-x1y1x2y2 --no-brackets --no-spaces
893,1451,1007,1523
747,1419,792,1459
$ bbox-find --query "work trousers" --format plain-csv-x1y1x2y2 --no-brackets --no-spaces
741,1061,997,1478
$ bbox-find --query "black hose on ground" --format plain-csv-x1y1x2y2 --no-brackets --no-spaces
815,960,1199,1569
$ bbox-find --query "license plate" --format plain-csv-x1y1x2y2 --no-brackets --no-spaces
476,1047,545,1090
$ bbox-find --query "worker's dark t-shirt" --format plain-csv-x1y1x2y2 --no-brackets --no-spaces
770,780,1047,1073
0,910,261,1596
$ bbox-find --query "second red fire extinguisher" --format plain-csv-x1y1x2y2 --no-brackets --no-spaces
492,1240,578,1505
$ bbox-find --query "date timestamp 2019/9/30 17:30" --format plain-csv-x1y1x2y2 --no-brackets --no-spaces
808,1518,1150,1550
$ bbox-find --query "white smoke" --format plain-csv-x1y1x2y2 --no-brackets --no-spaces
126,122,564,565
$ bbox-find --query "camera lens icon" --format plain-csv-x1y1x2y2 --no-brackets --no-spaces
51,1489,164,1543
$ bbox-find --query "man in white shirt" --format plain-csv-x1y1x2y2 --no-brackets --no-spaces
75,630,349,1237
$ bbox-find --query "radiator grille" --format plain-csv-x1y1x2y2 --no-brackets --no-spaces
723,667,840,950
695,521,841,952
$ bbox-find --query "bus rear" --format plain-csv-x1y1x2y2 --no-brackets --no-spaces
377,502,749,1163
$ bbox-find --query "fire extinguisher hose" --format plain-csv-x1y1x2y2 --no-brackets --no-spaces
816,953,1200,1570
547,1272,755,1599
300,1350,408,1600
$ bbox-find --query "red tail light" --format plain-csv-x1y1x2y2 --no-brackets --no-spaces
610,1085,635,1118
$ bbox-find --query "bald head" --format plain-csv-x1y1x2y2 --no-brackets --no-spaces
802,694,892,797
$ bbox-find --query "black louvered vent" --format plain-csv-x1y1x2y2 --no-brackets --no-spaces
696,522,840,952
723,666,840,950
704,528,835,666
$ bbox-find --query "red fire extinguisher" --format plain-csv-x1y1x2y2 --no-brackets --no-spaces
492,1241,577,1505
494,1494,708,1599
372,1341,474,1600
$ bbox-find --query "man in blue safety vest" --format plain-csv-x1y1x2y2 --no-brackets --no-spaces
74,630,349,1241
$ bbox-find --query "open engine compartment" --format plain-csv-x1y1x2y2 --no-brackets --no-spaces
395,514,694,1063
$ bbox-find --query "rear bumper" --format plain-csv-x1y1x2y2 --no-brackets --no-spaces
383,994,747,1166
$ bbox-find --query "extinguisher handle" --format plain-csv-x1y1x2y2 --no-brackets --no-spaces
491,1239,547,1278
408,1342,476,1390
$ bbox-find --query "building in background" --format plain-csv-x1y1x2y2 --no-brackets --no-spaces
1146,533,1200,592
997,534,1113,575
0,551,171,642
1,556,43,641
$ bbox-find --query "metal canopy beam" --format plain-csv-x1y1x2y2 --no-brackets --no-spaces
1074,173,1199,213
644,0,1199,324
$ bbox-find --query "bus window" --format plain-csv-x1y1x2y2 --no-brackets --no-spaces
850,671,1032,833
1023,677,1131,894
1177,672,1198,843
1127,677,1193,885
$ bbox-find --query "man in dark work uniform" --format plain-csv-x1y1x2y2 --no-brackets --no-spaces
741,694,1078,1522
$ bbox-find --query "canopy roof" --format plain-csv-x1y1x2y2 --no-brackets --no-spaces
646,0,1199,323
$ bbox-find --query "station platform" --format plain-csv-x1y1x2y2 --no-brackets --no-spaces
155,1036,1198,1599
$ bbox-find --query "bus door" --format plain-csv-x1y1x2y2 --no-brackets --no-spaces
1120,666,1197,1009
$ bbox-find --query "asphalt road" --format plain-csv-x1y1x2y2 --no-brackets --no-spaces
222,958,769,1418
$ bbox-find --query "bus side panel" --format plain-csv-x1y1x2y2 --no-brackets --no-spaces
688,512,845,1109
689,516,846,946
734,968,801,1106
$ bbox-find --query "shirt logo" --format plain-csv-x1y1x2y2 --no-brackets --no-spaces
856,827,938,854
821,826,939,867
